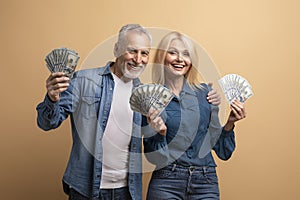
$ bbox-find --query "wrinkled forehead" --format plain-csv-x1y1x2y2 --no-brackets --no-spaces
120,30,151,49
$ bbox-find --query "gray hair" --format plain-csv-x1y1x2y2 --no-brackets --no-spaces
117,24,152,45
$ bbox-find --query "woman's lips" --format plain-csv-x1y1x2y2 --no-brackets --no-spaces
172,64,184,70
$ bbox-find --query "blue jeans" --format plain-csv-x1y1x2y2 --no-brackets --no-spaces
68,187,131,200
147,164,220,200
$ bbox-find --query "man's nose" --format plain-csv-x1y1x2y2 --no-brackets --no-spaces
134,52,143,64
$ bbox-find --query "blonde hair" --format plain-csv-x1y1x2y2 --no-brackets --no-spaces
152,31,204,90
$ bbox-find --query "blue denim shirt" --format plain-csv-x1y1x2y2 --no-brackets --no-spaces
143,82,235,169
36,62,142,200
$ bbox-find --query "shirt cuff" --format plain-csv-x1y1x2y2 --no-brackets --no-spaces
222,125,235,137
44,94,59,110
153,133,167,143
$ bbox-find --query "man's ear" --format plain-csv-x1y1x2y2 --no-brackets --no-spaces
113,43,119,57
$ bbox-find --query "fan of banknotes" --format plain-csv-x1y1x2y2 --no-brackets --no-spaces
45,47,80,78
130,84,174,116
218,74,253,104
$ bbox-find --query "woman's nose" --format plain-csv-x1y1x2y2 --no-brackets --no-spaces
176,53,183,62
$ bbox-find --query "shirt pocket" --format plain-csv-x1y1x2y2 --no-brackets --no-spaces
80,96,101,119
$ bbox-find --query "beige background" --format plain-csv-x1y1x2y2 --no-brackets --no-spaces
1,0,300,199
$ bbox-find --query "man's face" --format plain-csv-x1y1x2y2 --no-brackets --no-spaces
114,30,151,80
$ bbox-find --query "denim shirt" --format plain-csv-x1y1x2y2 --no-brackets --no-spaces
143,82,235,169
36,62,142,200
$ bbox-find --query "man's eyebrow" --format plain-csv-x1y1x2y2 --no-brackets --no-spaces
127,47,150,51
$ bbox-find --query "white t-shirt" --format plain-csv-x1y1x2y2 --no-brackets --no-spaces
100,73,133,189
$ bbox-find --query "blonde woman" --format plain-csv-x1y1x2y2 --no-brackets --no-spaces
143,32,246,200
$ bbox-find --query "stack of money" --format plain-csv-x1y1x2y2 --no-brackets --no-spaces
218,74,253,104
45,47,80,78
130,84,174,117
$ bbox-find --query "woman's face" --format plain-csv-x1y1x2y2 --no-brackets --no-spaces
164,38,192,78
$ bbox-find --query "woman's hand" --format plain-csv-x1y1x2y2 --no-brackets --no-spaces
146,109,167,136
224,99,246,131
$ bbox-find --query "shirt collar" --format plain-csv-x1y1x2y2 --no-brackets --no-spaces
99,61,141,87
180,79,197,97
98,61,114,76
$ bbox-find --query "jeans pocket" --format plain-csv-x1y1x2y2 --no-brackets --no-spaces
193,170,218,184
69,188,88,200
152,169,172,179
204,171,219,184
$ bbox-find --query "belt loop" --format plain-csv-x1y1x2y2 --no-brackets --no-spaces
203,166,207,175
172,163,176,171
189,166,195,175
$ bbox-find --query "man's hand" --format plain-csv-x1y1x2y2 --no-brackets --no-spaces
207,82,221,106
46,72,70,102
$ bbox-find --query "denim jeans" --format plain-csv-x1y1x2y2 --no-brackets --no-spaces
68,187,131,200
147,164,220,200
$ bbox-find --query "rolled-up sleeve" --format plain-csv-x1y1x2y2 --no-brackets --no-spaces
213,128,236,160
142,117,170,167
36,79,78,131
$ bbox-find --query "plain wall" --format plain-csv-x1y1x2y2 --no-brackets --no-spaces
1,0,300,199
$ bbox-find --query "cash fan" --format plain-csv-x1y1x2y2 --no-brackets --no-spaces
130,84,174,116
45,47,80,78
218,74,253,104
